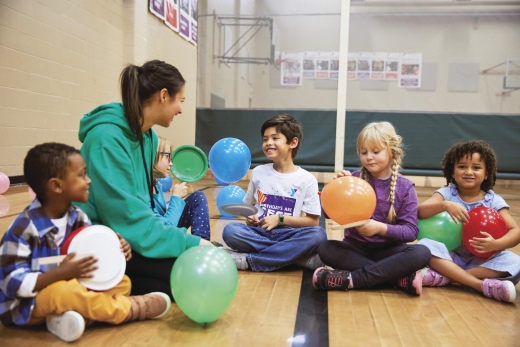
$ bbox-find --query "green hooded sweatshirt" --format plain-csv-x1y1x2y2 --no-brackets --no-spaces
77,102,200,258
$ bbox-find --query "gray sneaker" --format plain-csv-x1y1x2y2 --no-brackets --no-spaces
295,253,324,270
223,248,250,270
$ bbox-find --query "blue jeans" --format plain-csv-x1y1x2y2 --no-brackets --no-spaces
222,223,327,272
318,239,431,289
178,191,210,241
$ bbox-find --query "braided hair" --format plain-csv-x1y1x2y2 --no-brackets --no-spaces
356,122,404,223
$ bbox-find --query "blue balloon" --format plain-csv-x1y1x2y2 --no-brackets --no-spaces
216,185,246,217
209,138,251,184
214,175,229,186
157,175,172,192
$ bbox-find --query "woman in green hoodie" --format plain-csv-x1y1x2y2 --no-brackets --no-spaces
78,60,212,298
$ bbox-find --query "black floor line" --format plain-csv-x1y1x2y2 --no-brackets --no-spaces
292,182,328,347
292,269,329,347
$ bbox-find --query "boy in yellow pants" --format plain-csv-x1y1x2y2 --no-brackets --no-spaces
0,143,170,342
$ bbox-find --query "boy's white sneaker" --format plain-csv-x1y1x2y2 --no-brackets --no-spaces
46,310,85,342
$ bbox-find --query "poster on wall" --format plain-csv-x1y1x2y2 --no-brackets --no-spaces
371,52,386,80
398,53,422,88
347,53,357,80
150,0,165,20
329,52,339,79
178,0,191,41
384,53,400,80
190,0,198,45
356,52,371,80
164,0,179,32
302,52,316,79
281,53,303,86
315,52,330,79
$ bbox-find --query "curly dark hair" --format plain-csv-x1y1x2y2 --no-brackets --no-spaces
441,140,497,192
260,114,303,159
24,142,81,202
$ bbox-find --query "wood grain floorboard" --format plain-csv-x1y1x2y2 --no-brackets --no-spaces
0,177,519,346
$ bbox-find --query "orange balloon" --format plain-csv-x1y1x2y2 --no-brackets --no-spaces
321,176,376,226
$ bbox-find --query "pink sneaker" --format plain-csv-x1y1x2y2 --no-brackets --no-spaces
421,268,450,287
392,271,423,296
481,279,516,303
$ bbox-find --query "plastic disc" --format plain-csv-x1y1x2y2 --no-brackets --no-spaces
170,145,209,183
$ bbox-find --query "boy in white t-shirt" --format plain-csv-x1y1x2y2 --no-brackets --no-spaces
222,115,327,271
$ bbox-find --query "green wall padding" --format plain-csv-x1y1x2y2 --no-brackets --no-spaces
196,109,520,179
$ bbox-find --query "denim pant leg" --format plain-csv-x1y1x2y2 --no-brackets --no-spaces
178,191,211,240
319,240,431,289
223,223,327,272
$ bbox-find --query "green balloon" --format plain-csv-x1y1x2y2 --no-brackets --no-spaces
170,245,238,324
418,211,462,251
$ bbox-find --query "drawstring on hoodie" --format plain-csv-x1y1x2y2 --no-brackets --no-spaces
140,130,155,209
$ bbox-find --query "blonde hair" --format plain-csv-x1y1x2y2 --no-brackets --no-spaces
356,121,403,224
152,136,173,181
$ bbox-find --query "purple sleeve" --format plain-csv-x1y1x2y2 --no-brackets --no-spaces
384,180,419,243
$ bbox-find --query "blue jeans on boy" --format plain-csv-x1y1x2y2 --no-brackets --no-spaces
222,223,327,272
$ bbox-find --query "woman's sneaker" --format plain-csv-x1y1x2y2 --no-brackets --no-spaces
46,311,85,342
481,279,516,303
312,267,351,291
421,268,450,287
392,271,423,296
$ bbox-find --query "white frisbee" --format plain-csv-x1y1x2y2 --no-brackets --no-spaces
67,225,126,291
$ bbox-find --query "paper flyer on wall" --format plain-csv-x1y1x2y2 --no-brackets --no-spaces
164,0,179,32
356,52,371,80
179,0,191,41
315,52,330,79
371,52,386,80
347,53,357,80
150,0,165,20
190,0,198,45
329,52,339,79
280,53,303,86
399,53,422,88
302,52,316,79
384,53,400,80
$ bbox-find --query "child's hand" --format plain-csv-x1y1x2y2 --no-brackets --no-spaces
259,215,278,231
59,253,98,280
445,201,469,224
116,233,132,261
246,215,260,227
171,182,188,198
355,220,384,237
468,231,498,254
333,170,352,179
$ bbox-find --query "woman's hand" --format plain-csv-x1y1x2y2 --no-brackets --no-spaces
116,233,132,261
199,239,212,246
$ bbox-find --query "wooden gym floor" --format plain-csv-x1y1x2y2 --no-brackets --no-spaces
0,176,519,346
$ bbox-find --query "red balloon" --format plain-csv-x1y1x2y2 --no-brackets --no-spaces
321,176,376,227
462,206,507,259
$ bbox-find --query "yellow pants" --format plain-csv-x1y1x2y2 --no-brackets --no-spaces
27,275,132,325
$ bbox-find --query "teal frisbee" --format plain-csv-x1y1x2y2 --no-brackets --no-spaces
170,145,208,183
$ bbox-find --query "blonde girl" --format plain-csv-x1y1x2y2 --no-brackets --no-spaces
313,122,431,295
151,136,210,240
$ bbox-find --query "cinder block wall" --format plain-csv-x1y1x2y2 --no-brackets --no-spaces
0,0,197,179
